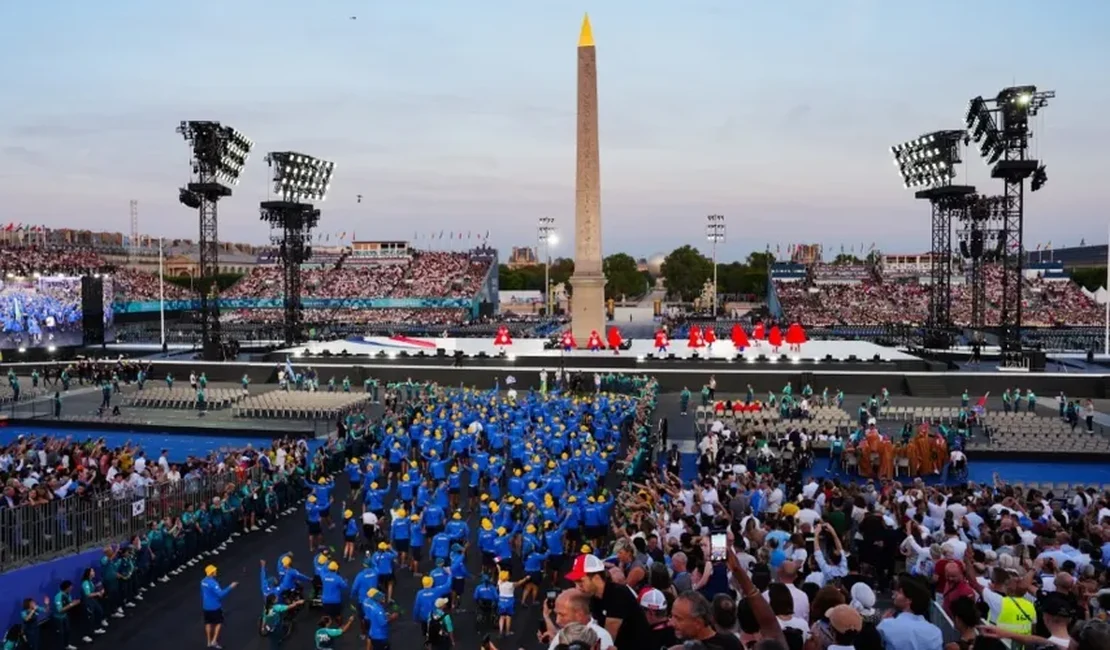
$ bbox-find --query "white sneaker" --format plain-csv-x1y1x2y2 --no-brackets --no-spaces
139,587,148,593
82,636,93,643
94,628,106,635
159,576,170,583
66,644,78,649
134,595,144,601
126,602,137,608
112,612,125,619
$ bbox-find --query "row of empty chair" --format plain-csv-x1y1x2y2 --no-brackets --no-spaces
232,391,370,420
877,406,968,423
967,432,1110,453
124,386,248,411
0,386,49,405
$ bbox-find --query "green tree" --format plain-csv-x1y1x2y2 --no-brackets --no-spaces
833,253,862,265
1071,266,1107,292
661,245,713,301
603,253,644,300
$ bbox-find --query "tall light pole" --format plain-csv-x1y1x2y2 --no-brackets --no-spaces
706,214,726,315
538,217,557,317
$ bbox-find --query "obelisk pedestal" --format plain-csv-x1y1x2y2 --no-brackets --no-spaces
570,14,607,346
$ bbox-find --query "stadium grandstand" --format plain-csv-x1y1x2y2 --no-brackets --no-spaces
0,232,566,346
768,256,1105,349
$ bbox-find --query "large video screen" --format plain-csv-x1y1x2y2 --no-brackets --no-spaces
0,276,115,349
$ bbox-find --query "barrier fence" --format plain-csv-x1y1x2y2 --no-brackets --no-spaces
0,465,263,573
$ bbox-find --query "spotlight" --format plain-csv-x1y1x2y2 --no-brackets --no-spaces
17,347,26,353
47,345,57,353
891,130,964,189
176,121,253,185
266,152,336,203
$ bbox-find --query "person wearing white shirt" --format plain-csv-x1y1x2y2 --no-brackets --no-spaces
133,455,146,475
801,478,820,501
765,486,783,514
157,452,170,473
796,502,821,529
700,484,720,519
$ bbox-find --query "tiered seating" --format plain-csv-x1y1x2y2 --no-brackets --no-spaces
112,268,192,302
695,405,851,435
774,262,1101,328
124,386,247,411
877,405,964,424
232,391,369,419
0,386,49,405
971,411,1110,453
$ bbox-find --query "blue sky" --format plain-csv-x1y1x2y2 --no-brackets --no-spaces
0,1,1106,259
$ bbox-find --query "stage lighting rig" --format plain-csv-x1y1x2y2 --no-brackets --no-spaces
891,130,965,189
891,130,975,349
176,120,253,360
260,151,335,346
963,85,1054,364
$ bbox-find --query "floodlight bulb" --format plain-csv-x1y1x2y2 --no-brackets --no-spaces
1017,94,1031,106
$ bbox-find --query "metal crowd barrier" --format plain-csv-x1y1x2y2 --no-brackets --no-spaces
0,466,263,573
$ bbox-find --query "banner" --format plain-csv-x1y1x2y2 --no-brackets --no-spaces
115,297,478,313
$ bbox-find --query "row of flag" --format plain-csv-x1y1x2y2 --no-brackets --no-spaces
413,230,491,241
1,223,47,232
765,242,879,255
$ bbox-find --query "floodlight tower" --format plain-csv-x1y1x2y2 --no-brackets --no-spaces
891,130,975,348
537,217,557,317
705,215,726,316
260,152,335,346
177,121,252,360
965,86,1054,365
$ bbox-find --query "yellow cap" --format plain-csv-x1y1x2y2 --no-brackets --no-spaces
367,588,379,598
481,519,493,531
378,542,389,550
402,474,410,481
316,554,328,565
328,561,339,571
396,508,407,518
370,482,379,490
204,565,217,576
581,544,591,554
410,514,420,522
308,495,317,503
318,478,327,485
499,570,510,581
344,509,354,519
422,576,434,588
497,527,507,535
350,457,359,464
480,494,488,502
281,556,292,567
453,512,462,520
526,524,536,534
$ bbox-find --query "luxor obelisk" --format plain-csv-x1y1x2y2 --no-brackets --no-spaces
570,13,607,345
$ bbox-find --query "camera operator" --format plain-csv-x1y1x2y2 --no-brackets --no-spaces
539,590,613,650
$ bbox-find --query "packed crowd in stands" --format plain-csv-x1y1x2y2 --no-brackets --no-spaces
220,307,468,326
111,269,192,302
776,263,1102,328
222,252,488,302
0,245,107,276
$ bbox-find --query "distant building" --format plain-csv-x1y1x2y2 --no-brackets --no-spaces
1026,244,1107,270
506,246,539,268
881,252,934,276
791,244,822,265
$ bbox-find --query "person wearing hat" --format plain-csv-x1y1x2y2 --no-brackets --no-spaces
566,554,650,650
371,543,397,601
639,588,676,650
319,561,348,618
824,604,870,650
200,565,238,649
425,597,454,650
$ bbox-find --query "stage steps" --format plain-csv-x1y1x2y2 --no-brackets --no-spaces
906,375,948,398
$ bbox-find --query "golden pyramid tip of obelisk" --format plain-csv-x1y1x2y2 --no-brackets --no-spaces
578,13,594,48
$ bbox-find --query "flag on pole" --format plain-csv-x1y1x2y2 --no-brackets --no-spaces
485,230,490,240
973,392,989,416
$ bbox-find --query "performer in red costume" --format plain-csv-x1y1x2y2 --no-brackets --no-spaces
752,321,766,343
587,329,603,351
704,326,717,351
785,322,807,353
606,327,623,355
493,325,512,347
560,330,576,351
730,324,749,350
654,328,669,354
768,324,783,352
688,325,704,349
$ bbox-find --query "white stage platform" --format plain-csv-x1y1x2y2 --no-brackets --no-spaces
277,336,919,362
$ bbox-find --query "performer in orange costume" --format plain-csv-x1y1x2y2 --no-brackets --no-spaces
878,437,895,480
